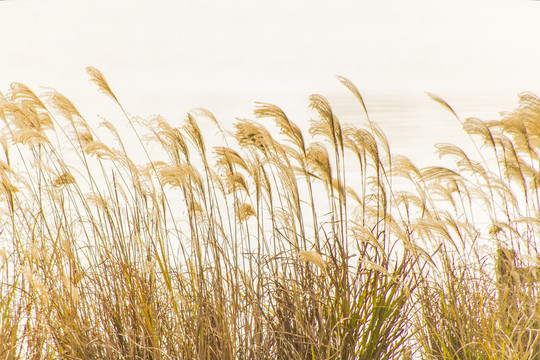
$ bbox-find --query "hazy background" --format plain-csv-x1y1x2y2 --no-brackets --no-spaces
1,0,540,165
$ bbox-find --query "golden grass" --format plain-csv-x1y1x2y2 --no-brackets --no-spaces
1,68,540,359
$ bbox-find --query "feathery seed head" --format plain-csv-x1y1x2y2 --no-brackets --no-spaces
87,66,119,104
236,202,255,222
298,250,328,274
307,142,331,183
53,172,76,188
235,119,273,152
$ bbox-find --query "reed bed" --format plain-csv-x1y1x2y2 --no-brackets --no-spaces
1,68,539,359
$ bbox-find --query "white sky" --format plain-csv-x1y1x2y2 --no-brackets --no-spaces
1,0,540,149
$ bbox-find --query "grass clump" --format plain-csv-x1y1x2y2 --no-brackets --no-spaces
1,68,540,359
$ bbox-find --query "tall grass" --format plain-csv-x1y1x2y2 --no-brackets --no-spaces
0,68,539,359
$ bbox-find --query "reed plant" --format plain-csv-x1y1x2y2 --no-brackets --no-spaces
411,94,540,359
1,68,540,359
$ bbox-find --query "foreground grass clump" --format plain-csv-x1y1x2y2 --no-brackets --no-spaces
0,68,540,359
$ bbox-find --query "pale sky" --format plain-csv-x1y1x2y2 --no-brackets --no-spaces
1,0,540,155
